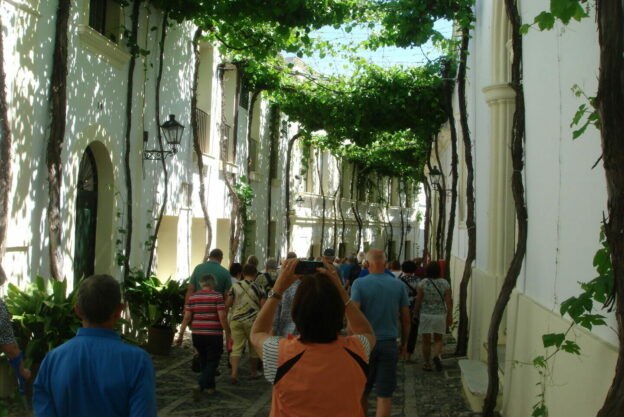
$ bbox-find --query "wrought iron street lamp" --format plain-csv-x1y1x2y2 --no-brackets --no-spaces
143,115,185,161
429,165,451,194
429,165,443,190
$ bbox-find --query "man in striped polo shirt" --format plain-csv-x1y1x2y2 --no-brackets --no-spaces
177,275,231,401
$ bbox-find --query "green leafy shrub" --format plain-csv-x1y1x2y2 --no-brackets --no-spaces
4,277,81,367
123,269,186,332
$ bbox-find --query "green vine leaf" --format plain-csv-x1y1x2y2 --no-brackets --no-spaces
533,355,547,369
542,333,565,349
560,340,581,355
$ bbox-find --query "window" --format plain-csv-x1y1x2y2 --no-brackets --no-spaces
240,83,250,109
267,221,277,258
305,148,315,193
404,241,412,261
89,0,121,43
196,108,211,154
243,221,257,260
219,123,234,162
387,240,396,261
338,243,346,258
391,178,400,206
249,138,258,172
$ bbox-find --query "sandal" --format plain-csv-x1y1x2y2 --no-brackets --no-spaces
433,356,443,371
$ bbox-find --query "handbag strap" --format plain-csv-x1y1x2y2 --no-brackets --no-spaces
400,275,419,297
427,278,447,311
236,280,261,310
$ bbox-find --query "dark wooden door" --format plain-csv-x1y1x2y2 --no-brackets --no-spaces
73,148,98,284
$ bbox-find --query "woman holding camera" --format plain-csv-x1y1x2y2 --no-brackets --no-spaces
251,258,376,417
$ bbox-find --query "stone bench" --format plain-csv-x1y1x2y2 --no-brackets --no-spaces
458,359,502,412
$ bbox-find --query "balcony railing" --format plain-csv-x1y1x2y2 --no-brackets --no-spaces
220,123,233,162
195,108,210,154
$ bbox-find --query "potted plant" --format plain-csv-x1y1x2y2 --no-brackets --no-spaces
123,270,186,355
3,277,81,396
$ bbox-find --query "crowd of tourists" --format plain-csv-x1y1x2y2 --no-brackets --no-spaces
0,245,453,416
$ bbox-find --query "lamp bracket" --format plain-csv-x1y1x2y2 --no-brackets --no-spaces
143,148,176,161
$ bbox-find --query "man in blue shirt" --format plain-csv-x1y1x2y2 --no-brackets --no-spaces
33,275,157,417
351,249,410,417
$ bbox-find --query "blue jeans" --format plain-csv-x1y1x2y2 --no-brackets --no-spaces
364,339,399,398
192,333,223,390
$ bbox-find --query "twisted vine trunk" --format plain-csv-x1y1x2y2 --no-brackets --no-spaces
422,176,432,259
398,179,405,261
456,23,476,357
265,105,279,255
0,7,12,285
422,139,434,259
190,29,212,259
350,164,363,252
338,161,346,248
240,89,260,257
595,1,624,416
246,90,260,176
146,14,169,279
285,132,302,249
332,165,340,252
316,150,326,252
122,0,141,281
385,177,394,259
433,137,446,260
444,70,459,279
483,0,527,414
228,65,244,262
46,0,71,281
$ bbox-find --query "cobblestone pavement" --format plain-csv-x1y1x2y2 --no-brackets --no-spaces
2,336,480,416
155,336,480,417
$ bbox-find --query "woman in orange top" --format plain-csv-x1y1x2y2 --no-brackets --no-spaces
251,259,376,417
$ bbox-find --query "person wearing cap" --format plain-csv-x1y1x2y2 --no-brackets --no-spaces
340,254,361,289
322,248,343,285
256,257,279,292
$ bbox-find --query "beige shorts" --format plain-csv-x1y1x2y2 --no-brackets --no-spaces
230,319,258,358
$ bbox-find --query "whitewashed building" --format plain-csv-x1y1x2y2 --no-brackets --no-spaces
432,2,616,416
0,0,422,293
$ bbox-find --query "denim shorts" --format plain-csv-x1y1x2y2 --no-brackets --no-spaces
364,339,399,398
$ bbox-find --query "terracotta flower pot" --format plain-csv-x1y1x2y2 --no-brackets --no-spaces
146,326,175,356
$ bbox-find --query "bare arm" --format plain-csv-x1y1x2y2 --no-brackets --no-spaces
445,289,453,327
414,287,424,313
320,262,375,349
225,290,234,311
176,310,193,345
399,306,410,356
218,310,231,340
251,259,299,358
1,343,30,381
184,285,195,302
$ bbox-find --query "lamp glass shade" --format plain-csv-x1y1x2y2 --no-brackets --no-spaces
160,114,185,146
429,166,442,188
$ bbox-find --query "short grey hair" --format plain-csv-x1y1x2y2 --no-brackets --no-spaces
366,248,386,262
198,274,216,289
265,258,278,270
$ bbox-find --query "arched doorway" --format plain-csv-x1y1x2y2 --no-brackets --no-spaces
73,147,98,284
